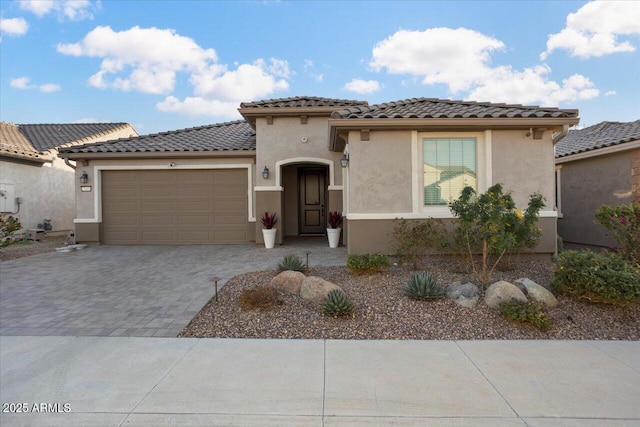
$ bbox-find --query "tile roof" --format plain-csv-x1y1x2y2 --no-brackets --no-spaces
18,123,131,152
555,120,640,158
240,96,368,109
0,122,46,161
331,98,579,119
60,120,256,154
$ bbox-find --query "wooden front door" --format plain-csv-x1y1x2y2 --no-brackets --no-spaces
299,168,326,234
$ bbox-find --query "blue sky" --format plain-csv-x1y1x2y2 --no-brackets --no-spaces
1,0,639,134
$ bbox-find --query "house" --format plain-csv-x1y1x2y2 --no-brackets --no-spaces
555,120,640,247
0,122,138,232
58,97,579,254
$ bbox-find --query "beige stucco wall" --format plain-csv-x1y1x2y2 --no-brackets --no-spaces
255,116,343,187
558,149,634,247
0,156,75,231
348,130,413,213
492,130,555,208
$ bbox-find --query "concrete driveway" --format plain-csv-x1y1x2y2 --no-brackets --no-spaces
0,239,346,337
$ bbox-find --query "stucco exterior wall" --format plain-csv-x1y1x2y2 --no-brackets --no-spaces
255,116,343,187
0,156,75,231
492,130,555,208
558,149,633,247
348,130,413,213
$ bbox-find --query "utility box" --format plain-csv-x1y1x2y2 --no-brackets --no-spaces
0,183,16,213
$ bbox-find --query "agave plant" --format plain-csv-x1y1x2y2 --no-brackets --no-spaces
322,289,355,317
404,271,444,300
277,253,307,273
260,212,278,229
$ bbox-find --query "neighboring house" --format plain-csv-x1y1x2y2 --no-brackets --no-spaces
0,122,138,232
555,120,640,247
58,97,578,254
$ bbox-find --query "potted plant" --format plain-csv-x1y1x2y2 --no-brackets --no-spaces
261,212,278,249
327,211,343,248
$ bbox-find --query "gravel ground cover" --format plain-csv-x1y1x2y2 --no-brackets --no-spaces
0,236,67,261
181,258,640,340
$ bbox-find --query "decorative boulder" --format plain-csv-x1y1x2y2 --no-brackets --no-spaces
300,276,342,303
515,278,559,307
270,271,305,295
445,280,480,308
485,280,528,309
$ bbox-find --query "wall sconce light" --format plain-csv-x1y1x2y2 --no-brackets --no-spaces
340,153,349,168
262,166,270,179
79,171,89,184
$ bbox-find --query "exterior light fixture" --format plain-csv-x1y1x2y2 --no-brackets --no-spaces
262,166,270,179
79,171,89,184
340,153,349,168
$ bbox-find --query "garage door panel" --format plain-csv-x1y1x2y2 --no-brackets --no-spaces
102,169,247,244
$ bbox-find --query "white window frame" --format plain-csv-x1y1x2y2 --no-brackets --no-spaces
412,130,491,217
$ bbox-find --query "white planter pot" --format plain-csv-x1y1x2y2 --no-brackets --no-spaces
327,228,341,248
262,228,277,249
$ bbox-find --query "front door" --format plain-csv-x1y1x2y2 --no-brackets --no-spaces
299,168,326,234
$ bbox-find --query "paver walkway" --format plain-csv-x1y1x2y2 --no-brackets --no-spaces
0,238,346,337
1,337,638,426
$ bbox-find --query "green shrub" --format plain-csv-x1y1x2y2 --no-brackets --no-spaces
0,215,22,247
238,286,280,311
393,219,448,269
500,301,549,331
595,203,640,263
322,289,355,317
449,183,544,285
347,253,391,274
277,253,307,273
553,250,640,303
556,235,564,253
404,271,444,300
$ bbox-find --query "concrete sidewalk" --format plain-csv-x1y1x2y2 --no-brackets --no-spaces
1,338,638,426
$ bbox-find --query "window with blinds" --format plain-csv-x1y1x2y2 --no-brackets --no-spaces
423,138,477,205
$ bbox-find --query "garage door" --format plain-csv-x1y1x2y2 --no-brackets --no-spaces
101,169,248,244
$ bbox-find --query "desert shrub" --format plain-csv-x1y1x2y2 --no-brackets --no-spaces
595,203,640,263
277,253,307,273
0,215,22,247
500,300,549,331
404,271,444,300
393,219,448,269
347,253,391,274
557,235,564,253
322,289,355,317
553,250,640,303
449,183,544,285
238,286,280,311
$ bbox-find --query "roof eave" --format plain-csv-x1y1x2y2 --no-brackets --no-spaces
239,106,346,126
58,150,257,160
556,139,640,164
1,152,50,164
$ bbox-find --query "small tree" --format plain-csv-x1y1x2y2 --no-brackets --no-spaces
595,203,640,263
449,184,544,285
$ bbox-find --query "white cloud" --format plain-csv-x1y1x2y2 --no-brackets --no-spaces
0,17,29,36
19,0,94,21
58,25,293,117
156,96,240,118
604,90,617,96
370,26,601,106
370,27,505,92
10,76,33,89
541,1,640,59
303,59,324,82
39,83,61,93
343,79,382,94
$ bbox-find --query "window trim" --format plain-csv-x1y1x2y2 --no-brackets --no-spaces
412,130,491,215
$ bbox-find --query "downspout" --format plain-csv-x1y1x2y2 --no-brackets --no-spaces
552,125,570,144
64,158,77,169
64,158,77,170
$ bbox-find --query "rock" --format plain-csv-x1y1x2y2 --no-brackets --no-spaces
485,280,528,309
515,278,558,307
300,276,342,303
445,280,480,308
269,271,305,295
